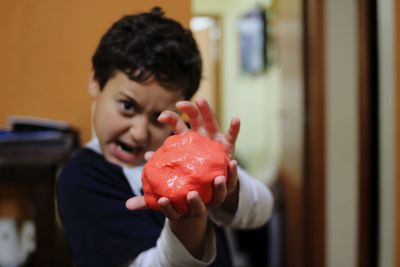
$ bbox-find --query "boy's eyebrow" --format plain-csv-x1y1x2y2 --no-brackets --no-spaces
118,91,179,114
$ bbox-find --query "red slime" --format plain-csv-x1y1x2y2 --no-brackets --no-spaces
142,131,229,214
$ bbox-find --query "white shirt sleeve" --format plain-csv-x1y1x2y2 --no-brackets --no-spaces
209,166,274,229
128,166,273,266
129,219,216,267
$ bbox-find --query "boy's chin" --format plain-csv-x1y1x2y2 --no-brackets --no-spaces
106,154,143,168
105,147,144,167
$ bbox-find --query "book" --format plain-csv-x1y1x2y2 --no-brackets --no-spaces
0,116,80,149
7,116,70,132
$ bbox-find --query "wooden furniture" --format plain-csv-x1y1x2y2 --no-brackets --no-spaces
0,145,74,267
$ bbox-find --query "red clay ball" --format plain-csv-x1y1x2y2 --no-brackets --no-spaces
142,131,229,214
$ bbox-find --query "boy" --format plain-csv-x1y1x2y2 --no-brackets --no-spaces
57,7,273,267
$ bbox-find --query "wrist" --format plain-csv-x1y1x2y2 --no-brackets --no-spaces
169,213,209,259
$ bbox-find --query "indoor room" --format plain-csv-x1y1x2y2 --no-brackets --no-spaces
0,0,399,267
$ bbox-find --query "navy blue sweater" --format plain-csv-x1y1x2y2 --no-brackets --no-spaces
57,148,232,267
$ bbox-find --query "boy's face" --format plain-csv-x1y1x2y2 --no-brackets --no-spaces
89,71,182,167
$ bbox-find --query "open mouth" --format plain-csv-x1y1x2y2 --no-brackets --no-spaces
117,141,144,154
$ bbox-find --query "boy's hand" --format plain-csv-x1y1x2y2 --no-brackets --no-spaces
126,148,207,219
209,160,239,214
125,172,237,218
125,188,209,220
158,97,240,159
158,97,240,213
126,151,235,218
126,98,240,215
158,191,207,220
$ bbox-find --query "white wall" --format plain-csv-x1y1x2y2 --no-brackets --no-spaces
192,0,281,184
377,0,395,266
325,0,359,266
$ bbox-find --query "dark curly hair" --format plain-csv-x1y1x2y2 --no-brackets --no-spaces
92,7,202,100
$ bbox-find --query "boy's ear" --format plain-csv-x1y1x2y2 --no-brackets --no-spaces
88,71,100,97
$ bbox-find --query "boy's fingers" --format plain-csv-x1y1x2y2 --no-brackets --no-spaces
187,191,206,217
209,176,227,207
195,97,220,138
226,117,240,146
176,101,203,131
158,197,182,220
158,111,189,134
125,196,148,210
227,160,238,193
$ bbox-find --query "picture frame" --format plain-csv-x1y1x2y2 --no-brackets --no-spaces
239,6,267,74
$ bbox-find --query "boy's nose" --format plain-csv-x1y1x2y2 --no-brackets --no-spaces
129,116,150,145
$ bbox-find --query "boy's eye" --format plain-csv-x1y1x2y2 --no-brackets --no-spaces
120,100,135,114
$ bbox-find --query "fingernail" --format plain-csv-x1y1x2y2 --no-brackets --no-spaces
214,176,225,186
158,113,167,120
196,96,206,104
125,200,131,209
158,197,169,206
126,198,138,209
188,191,198,200
176,101,185,108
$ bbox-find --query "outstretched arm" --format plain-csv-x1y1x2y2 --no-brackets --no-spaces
126,151,214,262
126,97,242,212
126,181,215,266
161,97,274,229
126,170,212,262
126,97,243,262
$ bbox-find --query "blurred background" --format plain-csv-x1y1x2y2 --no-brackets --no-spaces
0,0,399,266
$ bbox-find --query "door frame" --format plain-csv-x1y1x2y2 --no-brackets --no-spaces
303,0,326,266
395,0,400,265
357,0,379,266
279,0,326,266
